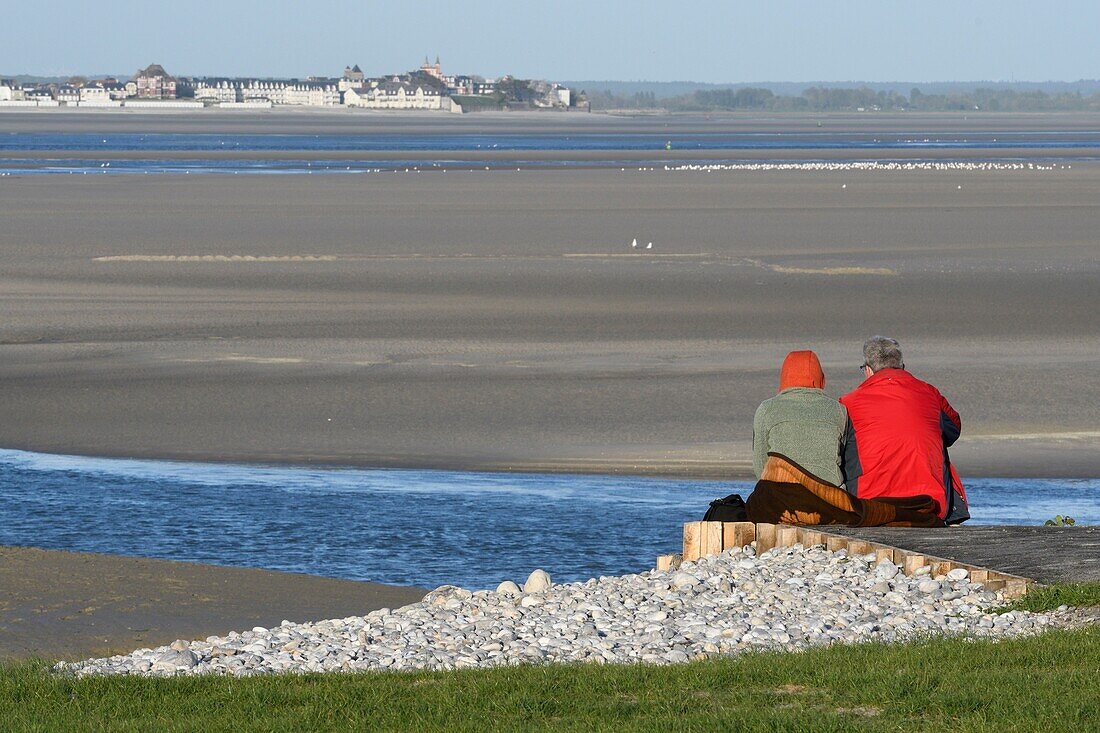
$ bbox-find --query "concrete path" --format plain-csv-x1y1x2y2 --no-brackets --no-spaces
823,526,1099,584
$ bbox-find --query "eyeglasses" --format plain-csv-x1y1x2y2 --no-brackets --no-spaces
858,364,868,373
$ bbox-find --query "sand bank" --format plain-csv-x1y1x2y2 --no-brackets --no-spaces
1,163,1098,479
0,147,1092,164
0,546,424,661
3,109,1100,136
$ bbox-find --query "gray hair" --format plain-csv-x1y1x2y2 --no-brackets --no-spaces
863,336,904,371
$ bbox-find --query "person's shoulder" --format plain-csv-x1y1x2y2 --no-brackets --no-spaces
899,370,943,395
755,395,777,417
805,388,843,407
818,392,847,420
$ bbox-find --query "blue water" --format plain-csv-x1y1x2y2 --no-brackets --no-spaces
1,449,1095,589
2,130,1099,174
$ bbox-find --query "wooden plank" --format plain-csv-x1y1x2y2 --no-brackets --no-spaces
826,535,848,553
984,578,1007,591
656,554,676,572
903,554,928,575
798,529,826,548
875,547,898,564
701,521,724,557
932,560,955,578
755,523,778,554
1004,577,1031,598
846,540,873,557
683,522,702,562
969,568,990,584
776,526,800,548
723,522,756,551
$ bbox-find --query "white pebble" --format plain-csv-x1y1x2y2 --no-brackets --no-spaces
60,544,1061,678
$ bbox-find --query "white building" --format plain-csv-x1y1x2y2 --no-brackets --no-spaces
345,79,444,109
193,79,240,103
102,82,130,100
56,85,81,104
24,86,54,102
0,79,21,101
186,77,340,106
79,84,111,103
239,79,340,106
342,87,371,107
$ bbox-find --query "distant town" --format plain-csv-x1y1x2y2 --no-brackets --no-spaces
0,58,584,113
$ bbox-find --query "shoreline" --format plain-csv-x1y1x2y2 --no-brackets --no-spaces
3,437,1099,480
0,545,425,662
3,148,1097,163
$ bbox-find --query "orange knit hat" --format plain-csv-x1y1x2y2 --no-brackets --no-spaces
779,350,825,391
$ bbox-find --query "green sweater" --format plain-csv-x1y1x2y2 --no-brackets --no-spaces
752,387,849,488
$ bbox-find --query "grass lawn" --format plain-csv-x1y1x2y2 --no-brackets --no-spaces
1001,581,1100,612
3,624,1097,732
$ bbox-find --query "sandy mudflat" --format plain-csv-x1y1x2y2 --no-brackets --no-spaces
1,161,1098,478
0,545,425,661
1,148,1091,167
4,108,1100,135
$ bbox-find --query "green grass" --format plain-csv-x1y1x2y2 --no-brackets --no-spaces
1002,582,1100,612
4,627,1098,732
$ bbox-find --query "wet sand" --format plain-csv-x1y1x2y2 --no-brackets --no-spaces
4,108,1100,135
1,163,1098,478
0,545,425,661
1,147,1090,165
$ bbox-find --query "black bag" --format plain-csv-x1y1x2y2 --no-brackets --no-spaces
702,493,748,522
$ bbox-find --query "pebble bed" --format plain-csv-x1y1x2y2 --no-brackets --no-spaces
61,544,1080,677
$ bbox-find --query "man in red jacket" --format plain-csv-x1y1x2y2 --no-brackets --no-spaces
840,337,970,524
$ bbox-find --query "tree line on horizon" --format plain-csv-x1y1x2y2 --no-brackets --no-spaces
584,86,1100,112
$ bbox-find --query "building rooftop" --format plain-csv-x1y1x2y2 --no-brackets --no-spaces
136,64,173,80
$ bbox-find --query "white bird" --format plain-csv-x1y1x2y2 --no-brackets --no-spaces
646,242,653,250
631,238,638,248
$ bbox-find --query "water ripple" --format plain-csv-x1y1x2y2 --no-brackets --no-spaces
0,449,1095,589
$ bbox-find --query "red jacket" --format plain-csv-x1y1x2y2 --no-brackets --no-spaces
840,369,969,523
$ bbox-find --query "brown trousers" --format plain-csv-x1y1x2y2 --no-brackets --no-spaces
746,453,944,528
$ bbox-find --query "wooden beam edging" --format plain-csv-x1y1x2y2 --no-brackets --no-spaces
662,521,1036,598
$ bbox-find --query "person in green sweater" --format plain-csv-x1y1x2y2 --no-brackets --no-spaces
752,350,859,490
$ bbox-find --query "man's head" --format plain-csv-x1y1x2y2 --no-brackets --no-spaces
862,336,904,377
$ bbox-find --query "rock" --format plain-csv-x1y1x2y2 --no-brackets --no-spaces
151,648,198,670
918,580,941,594
168,639,190,651
670,572,698,590
875,561,899,580
496,581,521,595
946,568,970,582
423,585,472,605
523,569,552,593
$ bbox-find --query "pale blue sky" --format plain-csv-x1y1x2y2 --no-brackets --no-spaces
3,1,1097,82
